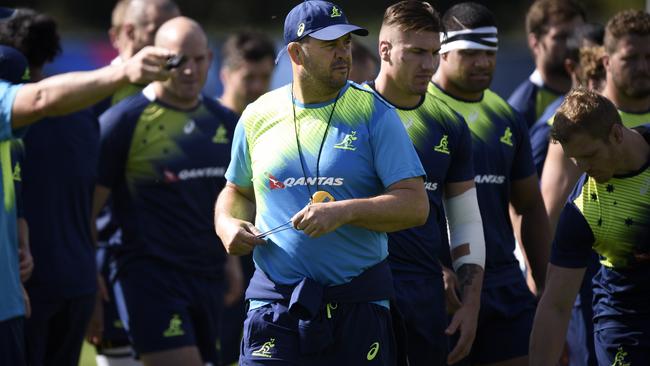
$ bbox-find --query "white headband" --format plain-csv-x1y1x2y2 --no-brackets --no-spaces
440,26,498,54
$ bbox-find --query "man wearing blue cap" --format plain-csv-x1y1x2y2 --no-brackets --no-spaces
0,7,171,365
214,1,429,364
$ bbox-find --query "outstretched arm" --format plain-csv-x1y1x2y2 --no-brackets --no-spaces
12,46,171,128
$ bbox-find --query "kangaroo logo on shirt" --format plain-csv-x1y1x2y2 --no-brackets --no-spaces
162,314,185,337
434,135,450,154
251,338,275,358
12,162,21,182
500,127,513,147
612,346,631,366
334,131,357,151
212,124,230,144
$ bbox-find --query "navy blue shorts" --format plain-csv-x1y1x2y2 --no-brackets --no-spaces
459,278,536,364
114,259,224,364
594,323,650,366
566,292,596,366
0,316,26,366
240,301,396,365
393,276,447,366
24,293,95,366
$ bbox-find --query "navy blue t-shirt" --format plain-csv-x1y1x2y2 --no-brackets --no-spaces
367,82,474,278
551,125,650,329
508,72,562,129
22,109,99,299
98,87,237,278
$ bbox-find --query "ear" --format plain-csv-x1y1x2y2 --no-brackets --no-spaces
123,23,136,41
219,68,228,84
610,123,624,144
564,58,576,75
378,40,391,62
288,42,304,65
527,32,539,55
602,53,610,71
108,26,119,47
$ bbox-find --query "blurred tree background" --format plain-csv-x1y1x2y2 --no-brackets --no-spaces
4,0,647,98
6,0,646,36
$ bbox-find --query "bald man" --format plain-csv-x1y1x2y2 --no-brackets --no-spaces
92,17,238,366
109,0,180,61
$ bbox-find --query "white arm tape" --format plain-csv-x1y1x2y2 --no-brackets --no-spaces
443,187,486,271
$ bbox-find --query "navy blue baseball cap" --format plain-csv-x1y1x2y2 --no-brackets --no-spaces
277,1,368,62
0,7,16,20
0,45,30,84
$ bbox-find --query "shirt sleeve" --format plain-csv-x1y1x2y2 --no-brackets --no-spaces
446,114,474,183
225,118,253,187
97,104,134,189
550,202,596,269
0,81,22,142
510,110,537,181
371,107,425,188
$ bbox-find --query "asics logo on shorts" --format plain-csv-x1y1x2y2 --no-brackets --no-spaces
251,338,275,358
366,341,380,361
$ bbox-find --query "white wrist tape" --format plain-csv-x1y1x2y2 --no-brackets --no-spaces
443,187,486,271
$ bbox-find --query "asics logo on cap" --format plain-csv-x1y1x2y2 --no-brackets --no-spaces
297,22,305,37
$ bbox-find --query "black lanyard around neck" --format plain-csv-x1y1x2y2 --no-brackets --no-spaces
291,84,342,200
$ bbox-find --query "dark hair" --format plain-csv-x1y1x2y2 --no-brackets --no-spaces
525,0,585,38
552,87,621,144
352,40,376,66
0,8,61,69
442,2,496,32
382,1,443,33
604,10,650,54
221,31,276,70
566,22,604,62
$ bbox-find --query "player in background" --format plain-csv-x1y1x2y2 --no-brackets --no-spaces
508,0,585,128
215,1,428,364
93,17,237,366
349,39,379,84
367,1,484,364
216,29,276,366
431,3,551,365
0,7,172,365
530,88,650,366
87,2,180,366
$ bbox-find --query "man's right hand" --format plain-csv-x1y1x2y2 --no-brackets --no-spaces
442,265,462,314
217,217,265,256
122,46,172,84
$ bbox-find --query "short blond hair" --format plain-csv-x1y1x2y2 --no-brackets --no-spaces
552,88,621,144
